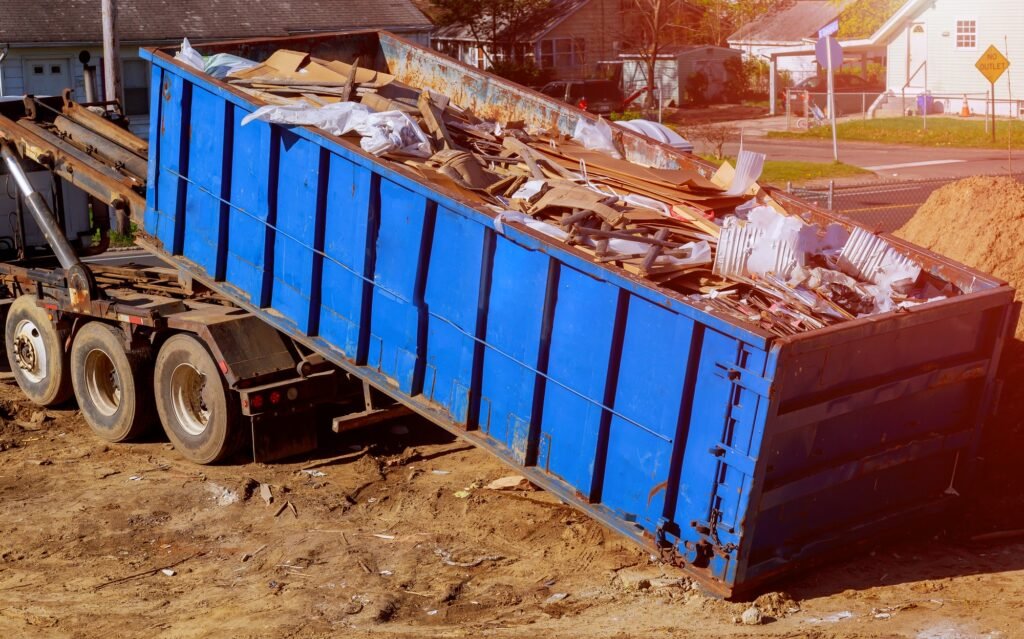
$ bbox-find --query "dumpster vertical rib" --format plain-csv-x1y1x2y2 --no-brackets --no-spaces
170,82,192,256
467,228,496,430
259,128,281,308
526,258,560,468
214,101,234,281
589,289,630,504
958,303,1018,497
306,148,331,336
145,64,162,217
356,173,382,366
411,201,438,396
661,324,706,532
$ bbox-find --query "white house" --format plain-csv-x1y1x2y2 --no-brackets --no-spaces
728,1,850,85
873,0,1023,115
773,0,1024,116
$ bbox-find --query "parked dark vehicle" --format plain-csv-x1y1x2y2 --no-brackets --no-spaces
781,74,885,116
540,79,622,115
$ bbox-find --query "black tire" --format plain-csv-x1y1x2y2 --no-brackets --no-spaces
70,322,155,442
5,295,72,406
153,334,242,464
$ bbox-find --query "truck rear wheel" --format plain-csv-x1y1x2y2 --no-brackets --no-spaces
70,322,155,442
5,295,72,406
153,334,242,464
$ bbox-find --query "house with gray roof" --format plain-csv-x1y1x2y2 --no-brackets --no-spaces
728,0,853,85
0,0,432,132
432,0,624,80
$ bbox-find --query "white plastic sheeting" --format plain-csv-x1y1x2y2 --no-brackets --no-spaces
240,102,432,158
572,117,622,159
615,119,693,153
174,38,259,79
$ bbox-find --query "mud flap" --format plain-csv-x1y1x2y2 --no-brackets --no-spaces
250,411,319,462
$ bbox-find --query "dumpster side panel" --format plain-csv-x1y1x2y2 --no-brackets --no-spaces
271,133,326,335
537,265,620,496
368,179,432,394
182,86,229,278
477,239,550,459
318,157,375,359
148,71,190,252
225,110,274,305
422,206,488,423
601,297,695,532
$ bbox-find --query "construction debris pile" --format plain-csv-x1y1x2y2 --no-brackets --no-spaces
177,43,961,337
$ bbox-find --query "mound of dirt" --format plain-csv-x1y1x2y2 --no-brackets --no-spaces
896,175,1024,338
898,176,1024,534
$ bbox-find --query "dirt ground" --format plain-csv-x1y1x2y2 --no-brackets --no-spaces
0,375,1021,639
654,104,770,126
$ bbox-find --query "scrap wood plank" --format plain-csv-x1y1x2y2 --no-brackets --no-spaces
502,137,545,179
340,56,361,102
531,183,625,226
314,57,394,86
670,204,720,237
418,91,456,150
533,140,722,192
503,137,576,180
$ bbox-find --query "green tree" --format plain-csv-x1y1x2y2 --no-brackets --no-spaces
434,0,552,66
831,0,904,39
687,0,790,46
623,0,691,107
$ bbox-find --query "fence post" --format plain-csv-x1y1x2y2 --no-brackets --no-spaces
786,181,792,194
828,180,834,210
985,90,990,134
786,90,791,130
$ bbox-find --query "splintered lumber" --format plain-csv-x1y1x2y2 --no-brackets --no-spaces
340,56,360,102
502,137,545,179
670,204,721,237
531,182,625,226
418,91,456,150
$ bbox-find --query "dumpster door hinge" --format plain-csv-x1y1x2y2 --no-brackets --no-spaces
713,361,773,397
690,509,737,556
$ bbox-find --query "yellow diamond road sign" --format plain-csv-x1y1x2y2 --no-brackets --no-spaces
976,45,1011,84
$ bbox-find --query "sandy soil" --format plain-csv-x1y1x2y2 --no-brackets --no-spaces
0,377,1021,639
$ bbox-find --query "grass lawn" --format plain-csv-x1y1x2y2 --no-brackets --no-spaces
767,116,1024,149
759,160,871,184
702,156,871,185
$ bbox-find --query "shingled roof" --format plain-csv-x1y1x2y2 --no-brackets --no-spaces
432,0,590,43
1,0,432,45
728,0,850,45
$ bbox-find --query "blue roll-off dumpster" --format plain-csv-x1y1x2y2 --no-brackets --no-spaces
138,31,1016,597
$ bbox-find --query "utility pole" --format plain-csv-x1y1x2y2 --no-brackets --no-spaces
101,0,122,105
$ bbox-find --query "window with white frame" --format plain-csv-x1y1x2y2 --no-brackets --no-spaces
461,45,486,68
956,20,976,49
538,38,583,68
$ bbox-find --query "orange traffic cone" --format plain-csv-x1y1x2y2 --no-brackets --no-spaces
960,94,971,117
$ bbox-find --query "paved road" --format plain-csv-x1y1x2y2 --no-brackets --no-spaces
719,137,1019,180
786,179,957,232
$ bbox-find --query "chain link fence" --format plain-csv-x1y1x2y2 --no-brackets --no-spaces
773,174,1022,233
